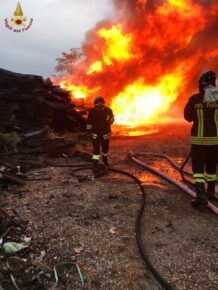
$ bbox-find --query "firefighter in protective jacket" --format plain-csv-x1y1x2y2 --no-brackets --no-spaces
87,96,114,172
184,70,218,209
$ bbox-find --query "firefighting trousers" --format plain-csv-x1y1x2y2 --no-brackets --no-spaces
191,145,218,183
92,136,110,160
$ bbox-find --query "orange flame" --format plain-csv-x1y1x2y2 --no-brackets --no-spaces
55,0,217,129
87,61,103,75
111,71,184,126
97,24,139,65
60,81,100,100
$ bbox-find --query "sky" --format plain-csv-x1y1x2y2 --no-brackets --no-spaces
0,0,114,77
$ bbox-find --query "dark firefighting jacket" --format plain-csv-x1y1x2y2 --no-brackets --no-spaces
184,92,218,145
87,106,114,139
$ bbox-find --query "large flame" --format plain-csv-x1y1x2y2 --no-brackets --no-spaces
97,24,139,65
111,71,183,126
87,61,103,75
54,0,218,127
60,81,100,100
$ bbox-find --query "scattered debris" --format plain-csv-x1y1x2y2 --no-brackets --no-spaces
109,227,117,235
22,236,31,243
53,262,85,289
36,250,46,263
2,241,30,254
74,243,84,254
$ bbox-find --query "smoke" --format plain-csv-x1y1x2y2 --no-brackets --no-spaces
112,0,218,68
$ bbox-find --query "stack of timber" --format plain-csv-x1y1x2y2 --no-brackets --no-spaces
0,68,86,184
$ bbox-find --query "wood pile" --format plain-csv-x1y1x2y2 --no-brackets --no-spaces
0,68,85,134
0,68,86,184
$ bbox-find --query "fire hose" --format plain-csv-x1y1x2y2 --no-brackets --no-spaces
3,151,216,289
129,151,218,216
132,152,192,178
47,150,218,288
49,163,175,289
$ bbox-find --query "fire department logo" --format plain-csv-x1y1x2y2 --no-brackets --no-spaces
4,1,33,33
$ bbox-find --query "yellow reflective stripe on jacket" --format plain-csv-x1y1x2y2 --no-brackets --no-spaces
193,174,205,183
193,173,205,178
194,178,206,183
92,154,100,160
197,109,204,137
91,133,98,139
191,136,218,145
103,133,112,140
206,174,217,182
86,124,92,130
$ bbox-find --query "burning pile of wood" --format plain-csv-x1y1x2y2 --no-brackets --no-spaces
0,68,85,154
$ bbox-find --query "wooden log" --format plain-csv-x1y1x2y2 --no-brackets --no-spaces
21,128,48,140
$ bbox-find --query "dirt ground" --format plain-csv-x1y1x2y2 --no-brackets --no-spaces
0,122,218,290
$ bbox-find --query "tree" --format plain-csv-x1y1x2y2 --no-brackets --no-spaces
55,48,83,75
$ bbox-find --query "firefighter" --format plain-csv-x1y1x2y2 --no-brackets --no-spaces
87,96,114,172
184,70,218,210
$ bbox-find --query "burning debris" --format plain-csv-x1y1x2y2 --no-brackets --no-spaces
54,0,218,127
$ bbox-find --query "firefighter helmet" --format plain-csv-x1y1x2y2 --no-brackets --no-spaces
198,71,216,86
94,96,105,104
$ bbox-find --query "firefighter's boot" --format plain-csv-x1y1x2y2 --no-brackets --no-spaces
191,182,208,210
207,182,217,201
102,156,109,167
93,160,100,174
